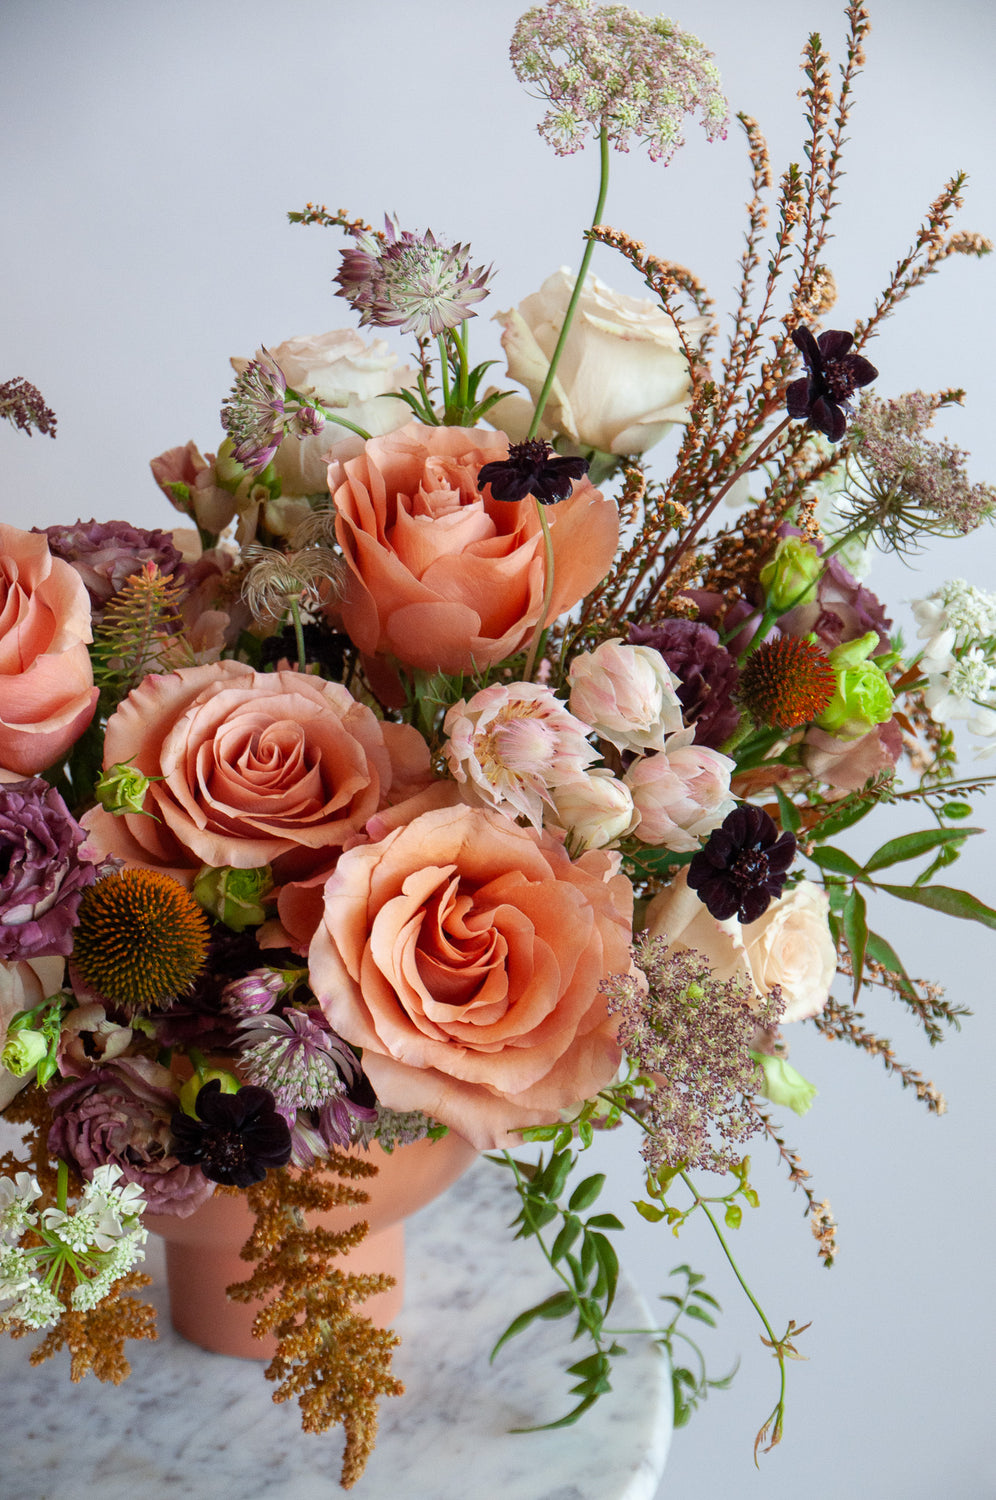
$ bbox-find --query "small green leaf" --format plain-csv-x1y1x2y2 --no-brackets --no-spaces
685,1303,717,1328
774,785,801,834
864,826,980,873
724,1202,743,1230
591,1232,619,1312
551,1216,582,1264
585,1212,624,1231
568,1173,606,1213
864,930,917,998
635,1199,667,1223
876,882,996,931
841,886,868,1002
809,845,866,878
940,801,973,820
490,1290,576,1361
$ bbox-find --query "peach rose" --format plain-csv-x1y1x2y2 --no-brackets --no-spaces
0,524,98,775
644,869,835,1023
81,660,431,903
0,955,65,1110
329,422,618,673
307,799,633,1149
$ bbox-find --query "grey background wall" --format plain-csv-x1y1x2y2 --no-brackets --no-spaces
2,2,993,1495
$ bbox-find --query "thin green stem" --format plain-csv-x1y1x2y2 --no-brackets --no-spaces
436,335,452,412
523,502,556,681
56,1158,69,1214
527,127,611,440
454,322,470,411
285,389,372,444
288,596,307,673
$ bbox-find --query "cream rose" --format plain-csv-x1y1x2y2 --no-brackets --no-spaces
644,870,835,1022
232,330,418,494
0,524,98,776
307,798,633,1149
489,268,710,455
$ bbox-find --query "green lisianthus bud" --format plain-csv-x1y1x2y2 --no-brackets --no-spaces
94,762,153,816
752,1052,817,1116
817,631,895,740
759,536,822,612
1,1028,49,1078
178,1068,240,1119
213,436,250,492
193,864,273,932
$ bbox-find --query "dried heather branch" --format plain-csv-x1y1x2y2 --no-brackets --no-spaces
747,1103,837,1267
813,998,947,1113
287,203,382,240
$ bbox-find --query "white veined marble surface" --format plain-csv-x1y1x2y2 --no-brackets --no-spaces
1,1157,672,1500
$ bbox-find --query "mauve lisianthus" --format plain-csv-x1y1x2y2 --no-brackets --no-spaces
0,523,98,776
40,520,182,615
328,421,618,675
47,1056,215,1216
150,441,240,537
443,681,598,829
628,619,740,749
307,794,633,1150
0,777,96,961
568,638,683,754
81,660,432,901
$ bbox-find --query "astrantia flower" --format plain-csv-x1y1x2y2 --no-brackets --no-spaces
738,637,837,730
443,681,598,828
237,1007,364,1113
687,806,796,923
71,869,210,1013
786,328,878,442
478,439,589,505
170,1079,292,1187
511,0,728,162
219,346,288,471
0,777,96,961
335,218,493,339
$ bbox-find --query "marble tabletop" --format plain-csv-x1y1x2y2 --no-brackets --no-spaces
1,1156,672,1500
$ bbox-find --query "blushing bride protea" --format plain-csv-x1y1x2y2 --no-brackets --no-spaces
443,681,599,829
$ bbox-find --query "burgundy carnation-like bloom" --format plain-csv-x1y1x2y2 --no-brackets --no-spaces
786,328,878,443
687,805,796,923
628,619,740,748
170,1079,292,1187
478,439,589,505
47,1055,215,1216
0,776,96,961
41,519,182,613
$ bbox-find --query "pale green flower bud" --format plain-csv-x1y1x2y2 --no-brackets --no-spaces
759,536,822,612
817,631,895,740
1,1029,48,1078
752,1052,817,1116
193,864,273,932
94,762,152,816
178,1068,240,1119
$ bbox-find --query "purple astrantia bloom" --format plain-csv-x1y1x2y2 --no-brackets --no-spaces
335,218,493,339
219,347,290,471
628,620,740,749
170,1079,292,1187
478,439,589,505
0,777,96,961
786,328,878,443
236,1007,365,1113
687,805,796,923
41,519,182,614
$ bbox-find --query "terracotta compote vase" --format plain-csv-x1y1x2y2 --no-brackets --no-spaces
146,1132,478,1359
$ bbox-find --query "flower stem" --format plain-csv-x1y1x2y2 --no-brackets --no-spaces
289,390,372,444
523,502,556,682
526,126,611,441
288,596,307,673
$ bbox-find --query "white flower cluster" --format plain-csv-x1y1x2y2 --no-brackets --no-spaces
913,579,996,755
0,1165,148,1328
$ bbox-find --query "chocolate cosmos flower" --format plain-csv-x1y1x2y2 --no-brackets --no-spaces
170,1079,292,1186
478,439,589,504
687,805,796,923
786,328,878,443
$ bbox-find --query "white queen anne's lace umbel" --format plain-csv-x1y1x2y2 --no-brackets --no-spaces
913,578,996,751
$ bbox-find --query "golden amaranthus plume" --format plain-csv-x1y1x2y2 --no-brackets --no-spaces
227,1154,404,1489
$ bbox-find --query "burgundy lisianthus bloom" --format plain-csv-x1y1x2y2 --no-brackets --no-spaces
628,620,740,748
0,777,96,961
786,328,878,443
47,1055,215,1216
780,551,893,656
40,519,182,614
687,805,796,923
478,439,589,505
170,1079,292,1187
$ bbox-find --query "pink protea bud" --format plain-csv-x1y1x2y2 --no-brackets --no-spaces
568,638,683,753
624,730,735,851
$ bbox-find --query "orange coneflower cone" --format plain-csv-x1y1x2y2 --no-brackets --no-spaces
71,868,210,1014
737,636,837,730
